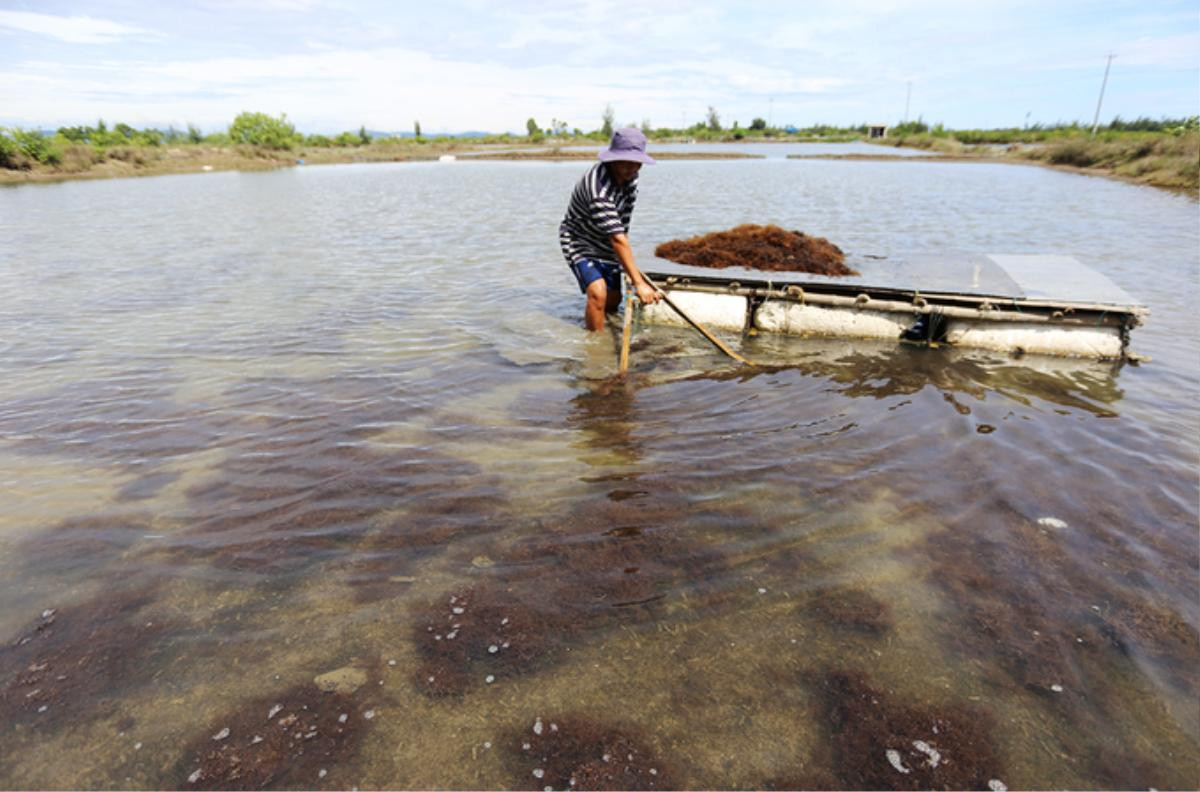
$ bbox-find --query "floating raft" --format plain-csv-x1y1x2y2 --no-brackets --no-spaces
640,254,1146,360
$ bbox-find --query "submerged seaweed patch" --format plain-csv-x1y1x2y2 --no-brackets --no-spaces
504,714,673,790
813,670,1005,791
810,587,893,634
412,494,735,696
173,684,371,790
0,587,173,729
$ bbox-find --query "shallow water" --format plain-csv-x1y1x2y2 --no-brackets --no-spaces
0,155,1197,789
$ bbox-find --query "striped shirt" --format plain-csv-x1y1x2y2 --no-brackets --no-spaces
559,162,638,267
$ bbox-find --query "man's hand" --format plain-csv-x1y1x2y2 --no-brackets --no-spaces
634,280,662,305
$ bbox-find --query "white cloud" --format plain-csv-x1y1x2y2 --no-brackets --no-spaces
0,10,156,44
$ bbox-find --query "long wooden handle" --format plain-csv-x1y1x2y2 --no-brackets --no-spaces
644,276,756,367
619,291,634,375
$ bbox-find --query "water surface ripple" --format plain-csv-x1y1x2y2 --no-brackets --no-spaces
1,152,1196,789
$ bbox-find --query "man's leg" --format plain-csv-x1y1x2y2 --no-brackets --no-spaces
605,285,621,315
585,279,609,331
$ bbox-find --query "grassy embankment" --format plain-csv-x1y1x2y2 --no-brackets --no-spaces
876,119,1199,193
3,112,1196,193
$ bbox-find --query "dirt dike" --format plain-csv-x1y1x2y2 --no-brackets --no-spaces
654,224,857,276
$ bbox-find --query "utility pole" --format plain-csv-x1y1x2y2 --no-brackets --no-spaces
904,82,912,125
1090,53,1115,138
768,97,773,128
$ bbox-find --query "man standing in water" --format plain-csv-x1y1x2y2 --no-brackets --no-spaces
560,127,662,331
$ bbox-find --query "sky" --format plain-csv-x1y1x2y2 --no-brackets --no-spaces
1,0,1197,134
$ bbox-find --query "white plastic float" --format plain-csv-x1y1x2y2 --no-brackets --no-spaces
639,254,1145,360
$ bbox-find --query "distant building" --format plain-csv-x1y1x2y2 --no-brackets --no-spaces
868,124,888,138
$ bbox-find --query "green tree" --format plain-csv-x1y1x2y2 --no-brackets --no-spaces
358,125,370,145
706,106,721,131
749,117,767,130
228,111,297,149
187,124,204,144
7,128,61,165
526,117,540,137
601,104,615,138
414,120,421,139
0,129,22,168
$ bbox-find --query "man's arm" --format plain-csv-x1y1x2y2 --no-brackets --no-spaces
611,233,662,304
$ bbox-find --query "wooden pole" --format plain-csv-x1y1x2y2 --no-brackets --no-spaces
619,289,634,375
644,276,756,367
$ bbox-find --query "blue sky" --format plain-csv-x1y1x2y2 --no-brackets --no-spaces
1,0,1196,134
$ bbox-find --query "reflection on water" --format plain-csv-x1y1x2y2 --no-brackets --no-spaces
0,160,1196,789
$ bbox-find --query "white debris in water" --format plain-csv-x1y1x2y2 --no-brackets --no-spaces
485,675,495,684
544,787,552,792
338,713,348,723
602,754,611,763
488,645,499,654
913,740,941,768
758,588,767,594
37,705,48,713
268,704,282,720
363,710,375,720
550,722,558,732
502,641,510,649
42,609,56,619
1051,684,1064,693
532,768,545,779
187,769,202,784
533,718,544,735
319,769,327,779
212,727,230,741
452,607,465,615
450,596,457,604
650,768,657,775
1037,517,1068,529
501,617,509,626
522,742,531,751
134,742,143,750
886,749,911,774
427,676,435,683
388,659,397,666
988,780,1008,792
251,736,263,744
446,631,457,640
483,741,491,749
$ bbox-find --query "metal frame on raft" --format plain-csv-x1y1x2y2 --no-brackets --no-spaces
638,271,1147,360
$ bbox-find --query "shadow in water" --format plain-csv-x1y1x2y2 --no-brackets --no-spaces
566,374,645,464
685,338,1127,417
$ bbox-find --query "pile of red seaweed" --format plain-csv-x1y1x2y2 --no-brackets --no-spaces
654,224,857,276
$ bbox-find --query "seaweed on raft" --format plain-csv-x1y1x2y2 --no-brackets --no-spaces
504,714,673,790
172,684,372,790
654,224,857,276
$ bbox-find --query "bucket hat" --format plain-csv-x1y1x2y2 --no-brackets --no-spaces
598,127,655,164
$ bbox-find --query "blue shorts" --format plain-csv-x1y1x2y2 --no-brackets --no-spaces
568,258,622,295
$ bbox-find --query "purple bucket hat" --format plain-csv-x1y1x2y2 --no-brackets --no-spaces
598,127,655,164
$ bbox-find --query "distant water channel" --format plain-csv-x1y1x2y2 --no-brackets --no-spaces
1,147,1197,789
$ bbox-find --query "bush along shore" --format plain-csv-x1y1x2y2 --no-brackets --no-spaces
2,111,1196,194
871,117,1199,193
